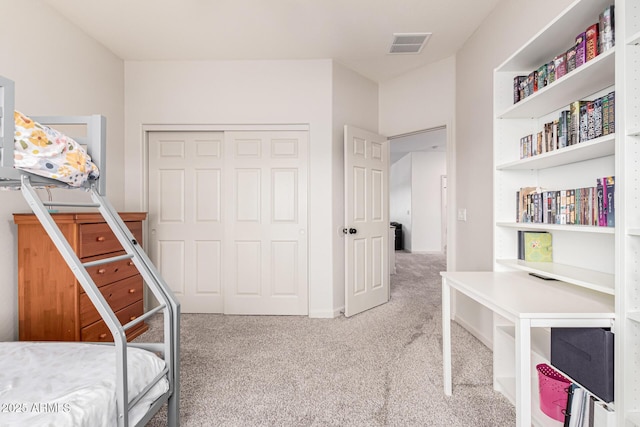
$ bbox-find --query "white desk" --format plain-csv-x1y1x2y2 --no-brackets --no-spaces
441,271,614,427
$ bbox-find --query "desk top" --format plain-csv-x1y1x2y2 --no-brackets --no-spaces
441,271,614,320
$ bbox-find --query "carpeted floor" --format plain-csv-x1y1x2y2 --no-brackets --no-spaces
142,252,515,426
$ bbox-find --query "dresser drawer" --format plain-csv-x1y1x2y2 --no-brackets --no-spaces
78,221,143,258
79,275,143,327
81,300,145,342
82,251,139,289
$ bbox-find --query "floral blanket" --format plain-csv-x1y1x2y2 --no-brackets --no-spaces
13,111,99,186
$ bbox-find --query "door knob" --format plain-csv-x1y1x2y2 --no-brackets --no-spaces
349,228,357,234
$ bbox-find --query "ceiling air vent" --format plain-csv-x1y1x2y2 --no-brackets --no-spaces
389,32,432,54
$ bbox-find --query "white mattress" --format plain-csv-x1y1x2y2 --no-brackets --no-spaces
0,342,169,427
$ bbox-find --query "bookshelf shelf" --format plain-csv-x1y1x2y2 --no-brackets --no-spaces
496,259,615,295
496,222,615,234
628,229,640,236
628,30,640,46
628,127,640,137
497,49,615,119
496,135,615,170
628,312,640,323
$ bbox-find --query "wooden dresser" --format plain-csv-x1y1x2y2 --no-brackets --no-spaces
14,212,148,342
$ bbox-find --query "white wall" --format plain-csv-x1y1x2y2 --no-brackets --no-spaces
411,151,446,253
331,62,379,312
454,0,574,344
380,55,456,263
379,55,455,137
124,59,344,317
0,2,124,340
390,154,412,250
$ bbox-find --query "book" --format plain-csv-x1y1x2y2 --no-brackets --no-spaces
607,91,615,134
593,97,603,139
599,5,615,53
575,32,586,69
602,94,610,135
579,102,589,142
513,76,526,103
537,64,547,90
586,24,599,61
566,46,577,73
547,60,556,85
569,101,583,145
554,53,567,79
528,71,537,94
605,176,615,227
597,179,605,226
559,110,570,148
523,231,552,262
586,101,595,140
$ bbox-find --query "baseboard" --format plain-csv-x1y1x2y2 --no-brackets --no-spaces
309,307,342,319
453,314,492,349
410,250,446,255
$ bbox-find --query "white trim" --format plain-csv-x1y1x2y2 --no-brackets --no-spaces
142,123,310,132
309,308,342,319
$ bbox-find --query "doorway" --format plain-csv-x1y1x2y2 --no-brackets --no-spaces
388,126,448,255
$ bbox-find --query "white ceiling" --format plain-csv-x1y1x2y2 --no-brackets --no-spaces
43,0,501,83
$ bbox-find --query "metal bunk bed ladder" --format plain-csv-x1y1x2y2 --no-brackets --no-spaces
19,175,180,427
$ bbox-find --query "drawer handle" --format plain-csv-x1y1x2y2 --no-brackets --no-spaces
99,333,107,339
128,289,136,294
97,268,106,274
128,261,134,266
96,236,106,242
129,316,137,321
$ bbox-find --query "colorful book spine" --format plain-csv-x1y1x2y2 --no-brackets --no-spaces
608,91,615,134
587,101,595,140
566,46,577,73
599,5,615,53
586,24,599,61
575,32,586,68
597,179,605,226
605,176,615,227
547,61,556,85
593,97,603,138
554,53,567,79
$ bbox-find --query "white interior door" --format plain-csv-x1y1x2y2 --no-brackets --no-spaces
344,125,389,317
223,131,308,315
148,131,225,313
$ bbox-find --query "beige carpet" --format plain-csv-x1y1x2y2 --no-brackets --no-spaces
141,252,516,426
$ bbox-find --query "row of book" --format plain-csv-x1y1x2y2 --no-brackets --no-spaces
520,92,615,159
516,177,614,226
513,5,614,104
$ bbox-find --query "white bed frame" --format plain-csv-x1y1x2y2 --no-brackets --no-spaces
0,75,180,427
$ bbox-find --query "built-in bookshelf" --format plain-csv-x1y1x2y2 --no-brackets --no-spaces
622,0,640,422
492,0,637,424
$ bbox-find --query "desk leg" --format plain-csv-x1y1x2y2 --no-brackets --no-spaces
442,277,452,396
515,318,531,427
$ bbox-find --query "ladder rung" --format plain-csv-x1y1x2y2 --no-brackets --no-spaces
83,253,134,268
123,304,166,331
42,201,101,208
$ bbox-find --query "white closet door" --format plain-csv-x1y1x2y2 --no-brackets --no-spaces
148,131,225,313
223,131,308,315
